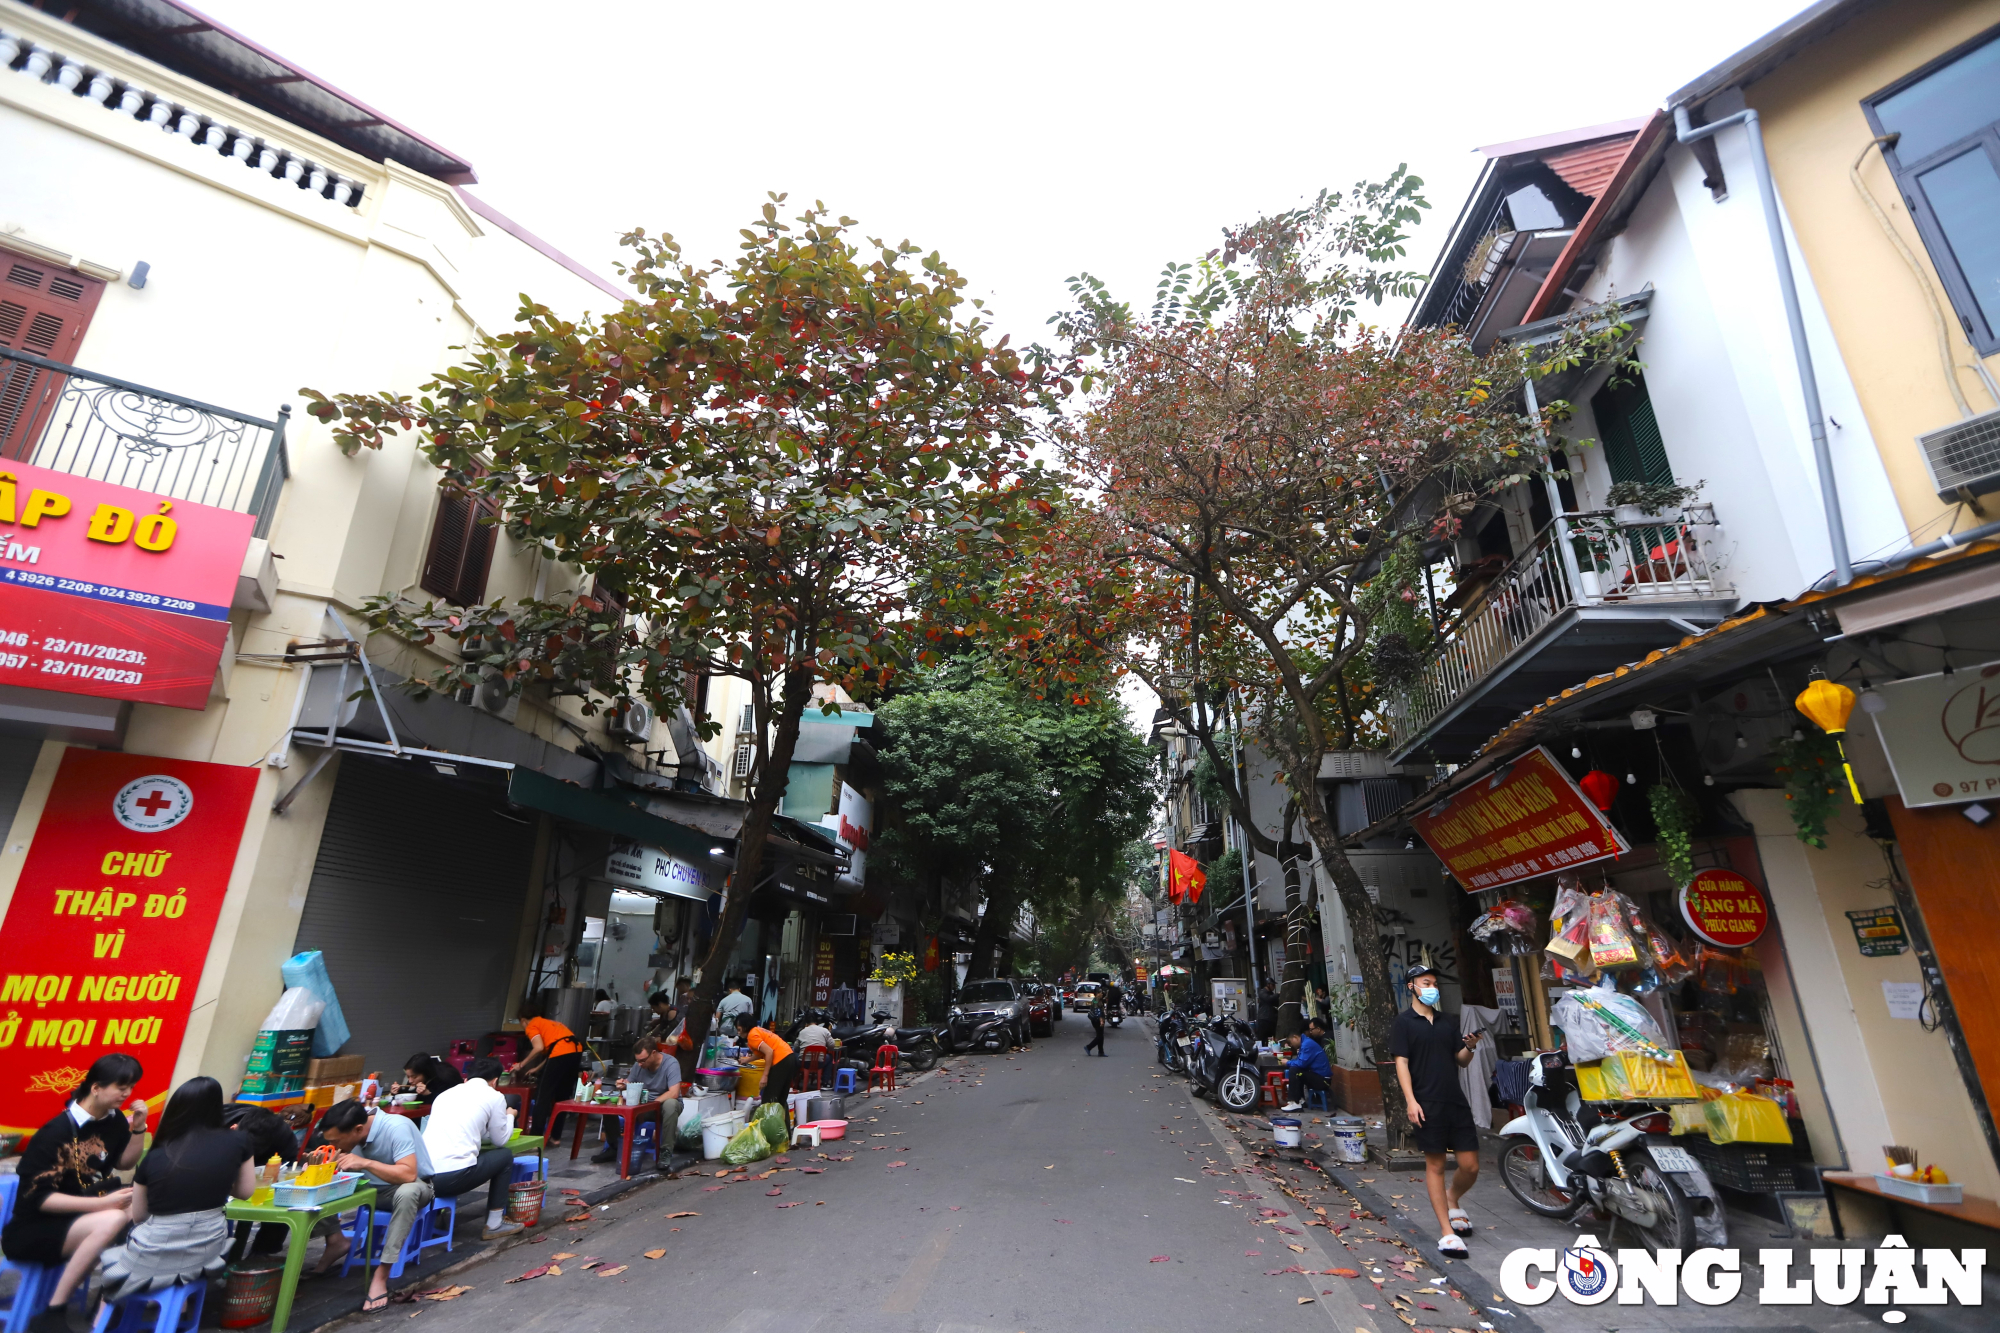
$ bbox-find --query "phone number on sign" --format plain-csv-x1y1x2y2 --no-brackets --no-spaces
5,572,199,615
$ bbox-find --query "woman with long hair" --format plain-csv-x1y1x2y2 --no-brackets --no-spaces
96,1076,255,1301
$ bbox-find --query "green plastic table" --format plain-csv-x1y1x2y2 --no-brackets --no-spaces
224,1183,376,1333
505,1131,545,1177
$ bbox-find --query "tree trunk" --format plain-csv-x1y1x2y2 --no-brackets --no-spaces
685,665,811,1056
966,883,1014,980
1276,802,1309,1041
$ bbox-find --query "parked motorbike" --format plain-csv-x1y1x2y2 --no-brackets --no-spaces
1496,1050,1719,1253
1187,1015,1263,1112
1155,1006,1192,1072
828,1011,942,1072
940,1013,1015,1054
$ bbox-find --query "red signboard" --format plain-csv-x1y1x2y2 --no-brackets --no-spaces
1680,868,1769,947
810,939,836,1005
0,461,253,710
0,750,257,1132
1412,746,1630,891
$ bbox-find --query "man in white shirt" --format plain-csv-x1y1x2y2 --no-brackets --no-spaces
422,1057,522,1239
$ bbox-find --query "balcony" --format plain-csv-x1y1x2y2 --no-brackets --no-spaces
1384,509,1736,762
0,347,289,536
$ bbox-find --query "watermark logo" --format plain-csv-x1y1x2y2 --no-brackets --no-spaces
1500,1236,1985,1320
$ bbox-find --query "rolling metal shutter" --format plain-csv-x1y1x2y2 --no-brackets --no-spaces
0,736,43,839
293,755,536,1068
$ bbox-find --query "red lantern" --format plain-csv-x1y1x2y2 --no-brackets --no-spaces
1579,770,1618,812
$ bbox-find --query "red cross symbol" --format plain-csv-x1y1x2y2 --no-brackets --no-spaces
134,789,174,818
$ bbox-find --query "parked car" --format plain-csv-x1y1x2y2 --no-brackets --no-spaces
1024,987,1055,1037
946,978,1031,1050
1071,980,1103,1014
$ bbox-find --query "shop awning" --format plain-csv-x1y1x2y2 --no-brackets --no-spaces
504,767,714,865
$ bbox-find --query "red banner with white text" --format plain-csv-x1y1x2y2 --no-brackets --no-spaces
0,750,257,1132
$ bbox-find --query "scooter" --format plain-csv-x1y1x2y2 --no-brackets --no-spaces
1155,1006,1192,1072
940,1014,1014,1054
1496,1050,1720,1254
830,1010,942,1072
1187,1015,1263,1112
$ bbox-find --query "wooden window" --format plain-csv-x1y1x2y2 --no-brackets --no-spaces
1591,373,1674,490
419,483,498,605
0,249,106,461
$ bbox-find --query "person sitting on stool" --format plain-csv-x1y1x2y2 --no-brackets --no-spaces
1280,1017,1334,1110
422,1057,522,1240
595,1038,684,1165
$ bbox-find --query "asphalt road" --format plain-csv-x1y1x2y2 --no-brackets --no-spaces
358,1020,1391,1333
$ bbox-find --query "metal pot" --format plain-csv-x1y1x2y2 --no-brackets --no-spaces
806,1095,844,1122
695,1068,739,1093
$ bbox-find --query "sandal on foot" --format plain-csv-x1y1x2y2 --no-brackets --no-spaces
360,1295,390,1314
1437,1234,1469,1257
1448,1207,1474,1236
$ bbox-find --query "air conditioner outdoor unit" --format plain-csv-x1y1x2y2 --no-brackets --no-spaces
1918,406,2000,501
458,632,492,660
457,666,519,723
732,744,753,778
608,698,653,743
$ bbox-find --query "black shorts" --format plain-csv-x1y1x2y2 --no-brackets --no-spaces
1411,1098,1479,1155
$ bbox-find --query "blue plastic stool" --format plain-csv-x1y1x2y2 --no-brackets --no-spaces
417,1197,456,1257
629,1122,658,1166
88,1282,204,1333
1305,1087,1330,1112
0,1177,82,1333
832,1068,859,1096
343,1199,451,1280
510,1157,542,1185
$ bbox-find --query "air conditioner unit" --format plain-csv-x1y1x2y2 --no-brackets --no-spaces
738,704,755,734
456,666,519,723
732,744,753,778
458,632,493,660
1918,406,2000,501
607,698,654,743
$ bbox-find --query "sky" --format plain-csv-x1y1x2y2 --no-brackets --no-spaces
190,0,1812,346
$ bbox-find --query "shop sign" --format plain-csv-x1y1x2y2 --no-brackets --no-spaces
1845,905,1909,957
1678,868,1768,947
1493,967,1520,1018
0,460,254,710
1412,746,1628,890
0,750,257,1131
810,938,836,1005
1870,662,2000,807
603,838,713,902
820,782,870,889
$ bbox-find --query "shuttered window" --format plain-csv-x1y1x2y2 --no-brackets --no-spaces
0,250,105,461
1591,373,1674,488
420,482,498,605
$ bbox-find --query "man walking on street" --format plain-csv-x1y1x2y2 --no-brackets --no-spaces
1389,962,1482,1257
1083,988,1107,1056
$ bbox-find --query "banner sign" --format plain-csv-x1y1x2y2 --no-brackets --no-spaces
603,838,714,902
1846,905,1908,958
1413,747,1629,890
0,461,253,710
1679,868,1769,948
810,938,836,1004
1870,661,2000,808
0,750,257,1131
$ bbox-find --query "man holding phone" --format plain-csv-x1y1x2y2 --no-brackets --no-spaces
1389,962,1483,1257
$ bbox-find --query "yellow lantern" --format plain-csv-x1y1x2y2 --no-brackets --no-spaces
1795,679,1863,803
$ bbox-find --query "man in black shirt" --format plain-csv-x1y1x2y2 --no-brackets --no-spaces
1388,963,1482,1257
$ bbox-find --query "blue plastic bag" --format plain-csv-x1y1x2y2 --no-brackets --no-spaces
281,950,351,1057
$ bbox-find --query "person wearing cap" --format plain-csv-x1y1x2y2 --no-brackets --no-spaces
1388,962,1483,1257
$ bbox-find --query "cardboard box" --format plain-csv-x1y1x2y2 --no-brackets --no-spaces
307,1055,365,1083
301,1082,359,1109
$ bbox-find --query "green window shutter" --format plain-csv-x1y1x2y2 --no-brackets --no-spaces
1591,374,1674,487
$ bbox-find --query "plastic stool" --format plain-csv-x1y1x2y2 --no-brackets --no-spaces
510,1157,542,1185
1,1264,63,1333
342,1205,428,1280
832,1068,859,1096
630,1122,658,1165
418,1197,456,1256
1262,1071,1287,1106
790,1125,822,1149
89,1281,205,1333
1305,1086,1330,1112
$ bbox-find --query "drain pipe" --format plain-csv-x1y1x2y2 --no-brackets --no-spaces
1674,103,1852,586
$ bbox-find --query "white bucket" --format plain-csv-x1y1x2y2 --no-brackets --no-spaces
1331,1118,1368,1163
1271,1116,1302,1148
700,1110,746,1160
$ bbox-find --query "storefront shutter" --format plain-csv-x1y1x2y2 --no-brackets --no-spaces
293,755,538,1069
0,736,44,841
0,251,105,460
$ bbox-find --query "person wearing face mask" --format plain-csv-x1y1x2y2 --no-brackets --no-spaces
1388,962,1483,1257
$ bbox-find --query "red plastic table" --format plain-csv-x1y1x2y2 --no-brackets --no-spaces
551,1099,664,1179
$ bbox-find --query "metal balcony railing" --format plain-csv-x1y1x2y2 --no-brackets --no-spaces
1386,508,1726,752
0,347,289,537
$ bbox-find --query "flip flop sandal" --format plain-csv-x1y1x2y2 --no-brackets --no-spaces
1448,1207,1474,1236
1437,1234,1469,1257
360,1295,390,1314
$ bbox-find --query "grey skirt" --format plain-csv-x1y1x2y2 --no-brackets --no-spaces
98,1207,230,1300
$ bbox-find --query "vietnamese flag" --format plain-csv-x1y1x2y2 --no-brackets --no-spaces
1169,849,1207,905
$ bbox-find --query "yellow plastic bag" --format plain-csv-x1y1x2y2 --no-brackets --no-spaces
1702,1091,1792,1144
1590,1050,1699,1102
1669,1103,1708,1136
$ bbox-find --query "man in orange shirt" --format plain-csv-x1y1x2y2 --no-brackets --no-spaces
739,1024,799,1106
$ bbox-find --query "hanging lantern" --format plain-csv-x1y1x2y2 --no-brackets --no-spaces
1795,679,1864,804
1579,770,1618,811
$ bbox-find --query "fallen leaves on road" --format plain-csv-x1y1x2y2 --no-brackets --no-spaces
702,1186,727,1192
1173,1177,1197,1183
575,1257,603,1269
713,1170,730,1178
887,1162,906,1169
1287,1244,1306,1253
776,1202,801,1208
1148,1256,1170,1263
561,1212,591,1223
1244,1251,1261,1257
765,1189,783,1196
643,1250,666,1260
1326,1268,1359,1277
599,1266,627,1277
665,1212,699,1219
1297,1297,1314,1305
801,1168,823,1175
549,1253,576,1261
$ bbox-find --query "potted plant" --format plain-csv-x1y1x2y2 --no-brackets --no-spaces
866,950,919,1028
1567,516,1615,598
1607,479,1703,527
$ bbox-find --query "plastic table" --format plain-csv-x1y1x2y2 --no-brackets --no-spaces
550,1099,663,1179
504,1131,545,1179
224,1184,376,1333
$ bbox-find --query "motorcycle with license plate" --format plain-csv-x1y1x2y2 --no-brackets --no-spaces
1497,1050,1724,1253
1186,1014,1264,1113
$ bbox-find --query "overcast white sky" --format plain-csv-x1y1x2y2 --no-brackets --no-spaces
196,0,1808,343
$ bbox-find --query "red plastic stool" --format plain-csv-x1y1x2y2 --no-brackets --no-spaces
1263,1070,1287,1106
868,1045,899,1093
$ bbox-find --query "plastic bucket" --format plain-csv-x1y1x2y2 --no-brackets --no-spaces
701,1111,747,1160
1271,1116,1302,1148
221,1260,285,1328
1330,1118,1368,1163
506,1178,545,1226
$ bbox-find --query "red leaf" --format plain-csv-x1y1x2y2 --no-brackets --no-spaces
1149,1256,1170,1263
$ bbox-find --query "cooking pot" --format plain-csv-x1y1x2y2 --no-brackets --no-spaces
806,1095,844,1122
694,1068,739,1093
